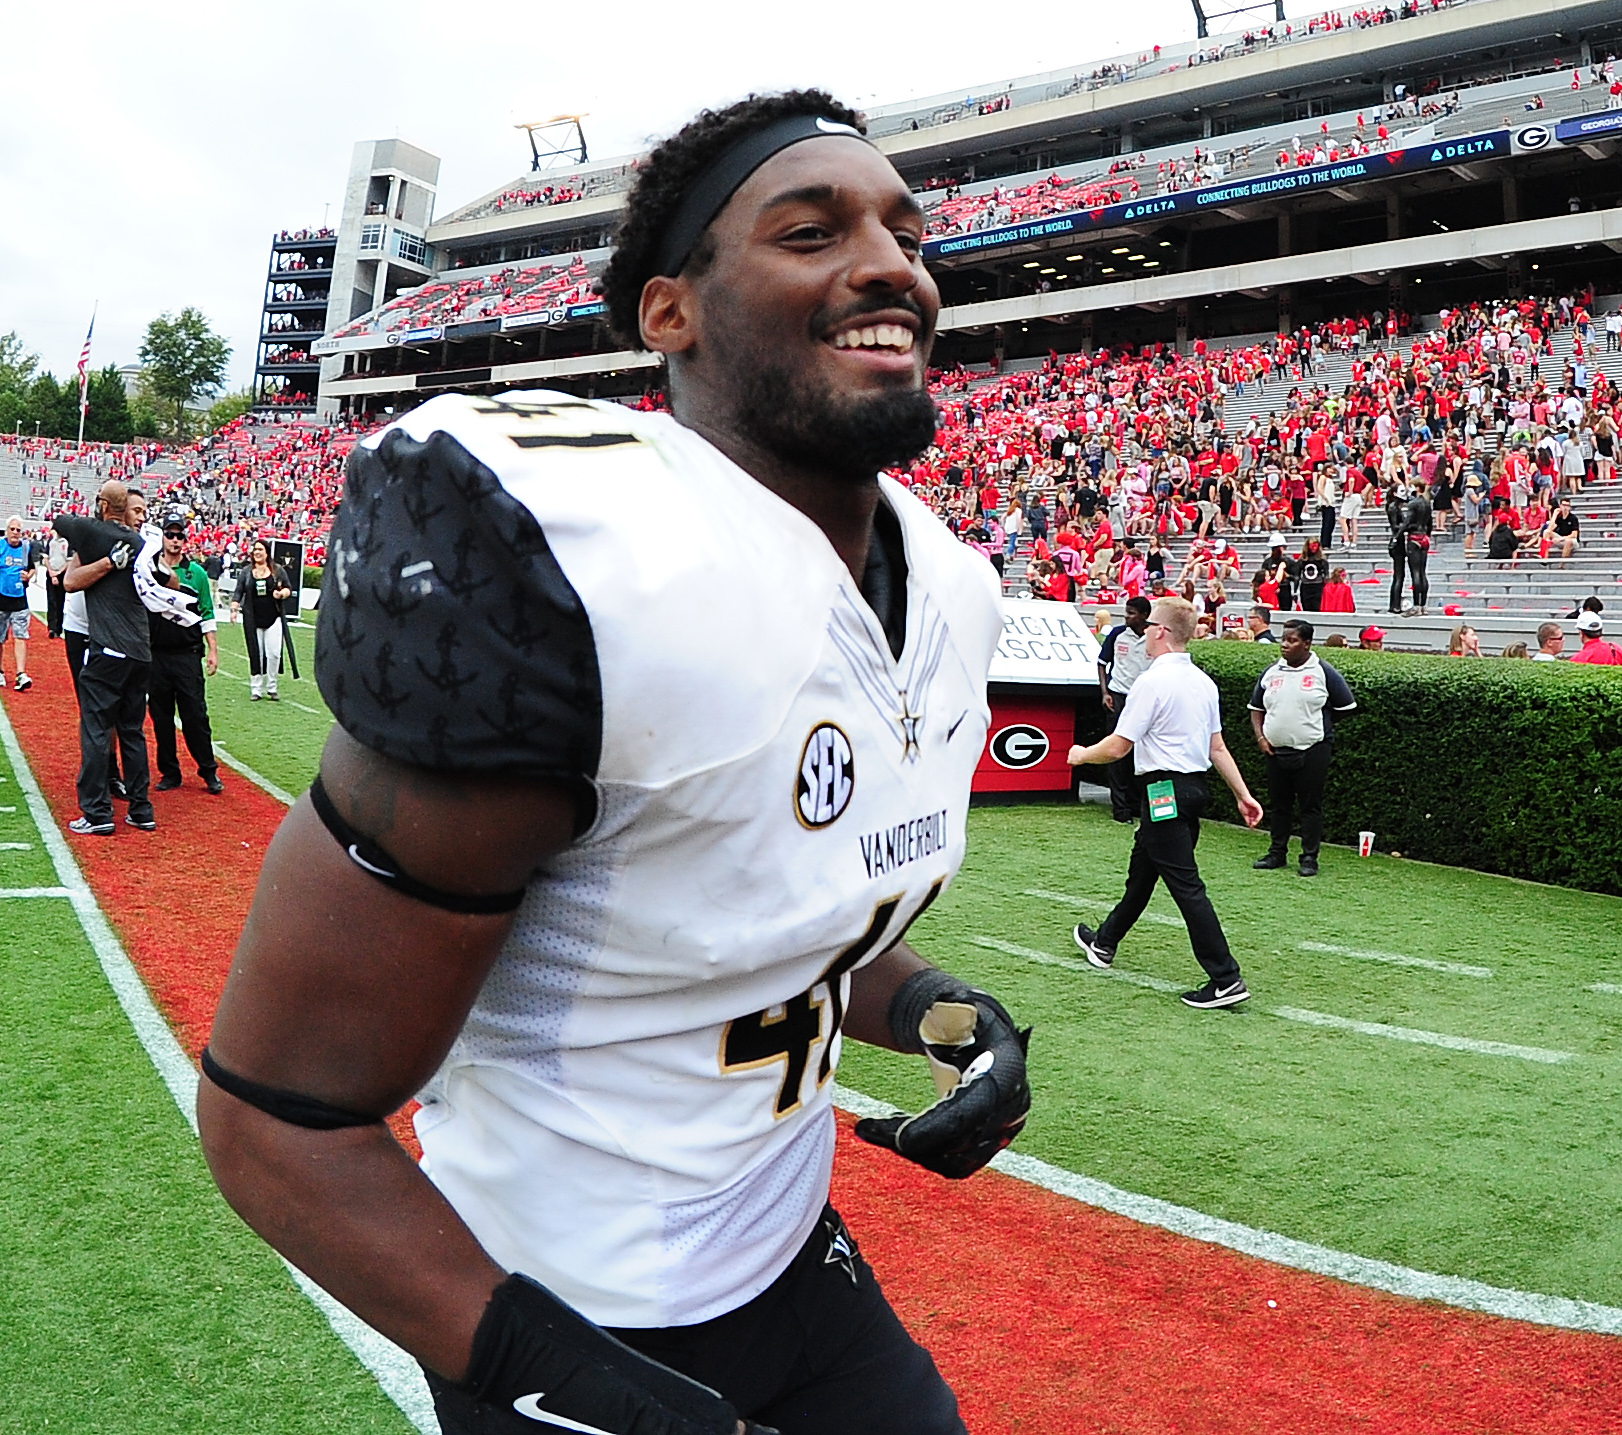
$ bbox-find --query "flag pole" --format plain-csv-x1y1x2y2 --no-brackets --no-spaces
76,302,98,448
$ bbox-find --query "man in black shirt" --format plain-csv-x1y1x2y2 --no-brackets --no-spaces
55,481,156,835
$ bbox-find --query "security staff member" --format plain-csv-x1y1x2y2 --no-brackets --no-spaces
1096,594,1152,822
1248,619,1356,877
149,513,224,794
1068,596,1264,1009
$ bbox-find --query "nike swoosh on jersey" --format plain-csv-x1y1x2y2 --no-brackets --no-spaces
511,1393,621,1435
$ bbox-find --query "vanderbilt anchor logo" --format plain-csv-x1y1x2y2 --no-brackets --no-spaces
796,723,855,828
989,723,1050,770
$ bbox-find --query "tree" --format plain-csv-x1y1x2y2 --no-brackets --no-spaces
203,388,254,435
84,366,135,445
138,308,231,438
27,373,77,439
0,332,39,396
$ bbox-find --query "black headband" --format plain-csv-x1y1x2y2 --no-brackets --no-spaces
652,113,870,278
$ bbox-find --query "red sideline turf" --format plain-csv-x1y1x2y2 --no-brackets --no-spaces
11,622,1622,1432
2,624,420,1153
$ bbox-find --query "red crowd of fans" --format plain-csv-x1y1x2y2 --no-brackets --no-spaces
884,286,1617,629
327,259,597,340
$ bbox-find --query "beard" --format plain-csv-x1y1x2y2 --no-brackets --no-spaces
730,355,939,483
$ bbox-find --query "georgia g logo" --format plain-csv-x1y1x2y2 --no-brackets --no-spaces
796,723,855,828
989,723,1050,770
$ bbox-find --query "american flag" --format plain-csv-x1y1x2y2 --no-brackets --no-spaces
76,309,95,413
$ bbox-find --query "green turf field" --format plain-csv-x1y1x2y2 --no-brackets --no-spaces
195,640,1622,1310
206,621,332,797
0,722,411,1435
843,804,1622,1309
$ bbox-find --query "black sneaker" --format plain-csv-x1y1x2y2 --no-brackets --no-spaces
1072,922,1116,969
203,773,224,795
1182,977,1250,1009
126,814,157,832
109,779,128,801
1253,852,1288,870
155,775,182,792
69,817,115,836
1299,855,1320,877
14,673,30,691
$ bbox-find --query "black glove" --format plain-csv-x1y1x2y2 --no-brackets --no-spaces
853,967,1031,1179
448,1273,778,1434
109,541,135,570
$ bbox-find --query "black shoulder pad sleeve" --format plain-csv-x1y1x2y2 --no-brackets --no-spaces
316,426,602,783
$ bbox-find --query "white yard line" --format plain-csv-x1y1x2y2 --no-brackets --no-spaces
972,935,1575,1065
1271,1006,1573,1064
0,885,71,898
1023,886,1185,928
1586,983,1622,995
0,841,32,850
0,703,437,1433
831,1083,1622,1335
1298,940,1492,979
212,744,296,807
970,936,1185,993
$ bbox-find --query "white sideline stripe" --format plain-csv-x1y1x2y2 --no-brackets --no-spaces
1298,940,1492,979
970,936,1185,993
1023,886,1184,928
1272,1007,1574,1064
0,886,71,898
977,936,1573,1065
829,1082,1622,1336
1587,983,1622,995
0,705,438,1433
213,744,296,807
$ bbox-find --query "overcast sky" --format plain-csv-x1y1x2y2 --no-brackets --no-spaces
0,0,1202,393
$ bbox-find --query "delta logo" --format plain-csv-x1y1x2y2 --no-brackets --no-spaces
1428,137,1498,162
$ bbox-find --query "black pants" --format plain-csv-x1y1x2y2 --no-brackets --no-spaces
1096,771,1240,984
46,576,64,638
1319,505,1336,549
1407,542,1429,609
1387,545,1407,612
1103,694,1135,820
65,632,120,784
1299,584,1324,612
1290,497,1305,525
76,652,150,824
148,647,217,784
1265,741,1333,859
426,1207,965,1435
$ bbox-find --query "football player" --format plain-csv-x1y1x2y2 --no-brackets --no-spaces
199,91,1030,1435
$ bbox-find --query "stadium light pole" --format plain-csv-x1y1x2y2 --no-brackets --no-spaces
514,116,589,172
1190,0,1286,38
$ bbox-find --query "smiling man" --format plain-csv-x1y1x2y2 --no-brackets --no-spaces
198,92,1029,1435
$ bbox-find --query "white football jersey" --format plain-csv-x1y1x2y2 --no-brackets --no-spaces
319,391,1001,1328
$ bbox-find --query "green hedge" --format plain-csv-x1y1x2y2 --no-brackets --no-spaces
1188,644,1622,894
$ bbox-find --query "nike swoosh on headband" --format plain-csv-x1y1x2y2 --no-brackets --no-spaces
512,1393,622,1435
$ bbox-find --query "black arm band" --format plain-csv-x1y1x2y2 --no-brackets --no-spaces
200,1046,384,1130
308,773,526,915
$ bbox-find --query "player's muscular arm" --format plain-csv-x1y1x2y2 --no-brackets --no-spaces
841,940,933,1050
198,725,578,1381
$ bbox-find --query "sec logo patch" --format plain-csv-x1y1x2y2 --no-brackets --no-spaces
797,723,855,828
990,723,1050,769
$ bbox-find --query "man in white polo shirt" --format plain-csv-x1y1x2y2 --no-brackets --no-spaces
1066,596,1264,1009
1247,619,1356,877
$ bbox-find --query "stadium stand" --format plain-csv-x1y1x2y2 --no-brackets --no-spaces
324,258,598,341
896,287,1622,649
